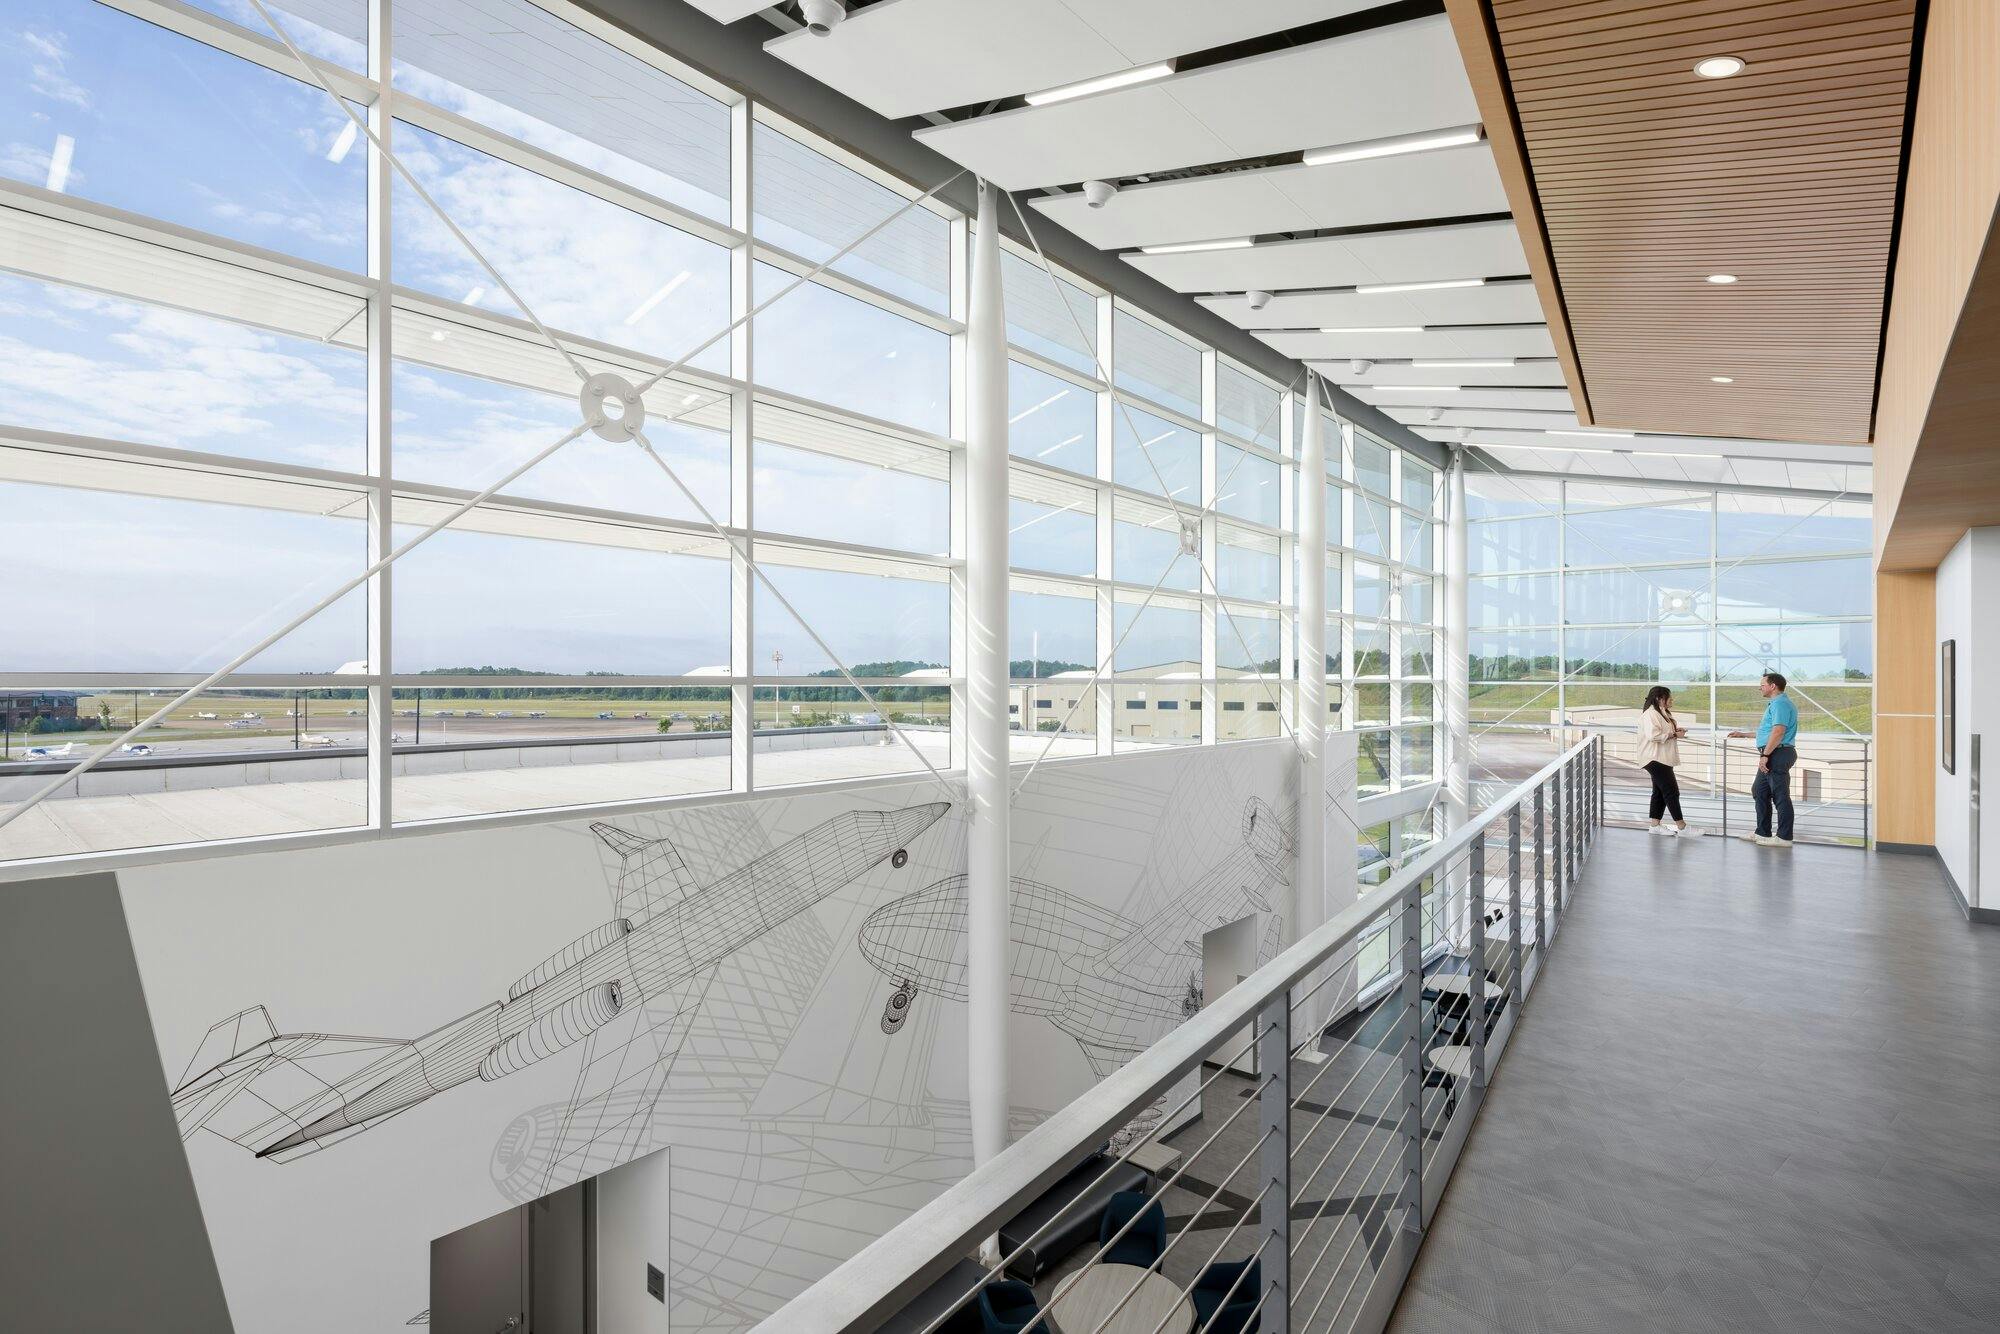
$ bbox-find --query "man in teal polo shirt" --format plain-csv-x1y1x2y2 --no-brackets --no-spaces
1728,672,1799,847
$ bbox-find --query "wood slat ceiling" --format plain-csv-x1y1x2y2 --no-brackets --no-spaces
1487,0,1919,444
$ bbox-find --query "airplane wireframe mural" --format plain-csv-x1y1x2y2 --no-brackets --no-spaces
857,797,1293,1074
171,802,950,1186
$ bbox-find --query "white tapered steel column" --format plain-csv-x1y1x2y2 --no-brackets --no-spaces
1444,449,1471,832
1296,379,1328,946
966,180,1011,1171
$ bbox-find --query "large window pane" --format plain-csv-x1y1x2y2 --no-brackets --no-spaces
1714,622,1873,682
394,521,729,674
1010,471,1095,577
1216,524,1281,602
1114,497,1200,593
1,1,365,268
1564,626,1710,682
1113,308,1201,419
753,684,950,786
1717,497,1871,559
0,272,366,472
1215,444,1282,527
1217,607,1281,674
1401,511,1435,570
755,560,949,677
1001,250,1096,375
0,473,365,675
1471,573,1558,628
1354,495,1392,558
1470,515,1559,573
1009,361,1096,474
1716,558,1871,622
1354,434,1393,497
1010,583,1095,676
1470,629,1560,682
1216,362,1280,448
1113,405,1200,500
397,120,730,371
753,124,947,312
394,0,730,222
390,330,729,523
753,263,947,434
1564,566,1708,626
191,2,366,69
755,433,948,556
1565,496,1709,566
1114,596,1200,674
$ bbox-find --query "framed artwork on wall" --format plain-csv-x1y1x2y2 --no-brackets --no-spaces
1942,639,1956,775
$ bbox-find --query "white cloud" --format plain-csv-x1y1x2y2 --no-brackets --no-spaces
20,27,91,110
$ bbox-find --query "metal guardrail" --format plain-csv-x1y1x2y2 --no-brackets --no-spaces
757,734,1605,1334
1472,720,1868,848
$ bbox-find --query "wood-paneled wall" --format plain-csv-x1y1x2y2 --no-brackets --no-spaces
1874,569,1937,845
1875,0,2000,571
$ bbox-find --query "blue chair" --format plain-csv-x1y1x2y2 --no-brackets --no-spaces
1191,1258,1261,1334
1098,1189,1167,1269
976,1279,1047,1334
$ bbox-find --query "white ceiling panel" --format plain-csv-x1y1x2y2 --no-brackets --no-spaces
1197,282,1544,330
1445,428,1873,465
683,0,771,22
1262,326,1556,360
1034,145,1504,252
1350,387,1575,412
1384,407,1582,431
913,15,1478,190
768,0,1380,121
1124,213,1521,294
1320,360,1568,389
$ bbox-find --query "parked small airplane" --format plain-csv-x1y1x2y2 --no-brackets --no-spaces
171,801,950,1169
24,742,77,760
858,797,1293,1074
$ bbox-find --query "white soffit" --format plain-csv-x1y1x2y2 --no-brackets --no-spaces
768,0,1381,121
1385,406,1583,431
1125,212,1520,294
682,0,773,22
1262,326,1556,360
1451,428,1875,465
913,15,1478,190
1349,387,1575,412
1033,145,1504,252
1321,360,1568,389
1197,282,1544,330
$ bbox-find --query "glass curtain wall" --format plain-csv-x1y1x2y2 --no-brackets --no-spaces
1465,470,1873,831
0,0,1445,868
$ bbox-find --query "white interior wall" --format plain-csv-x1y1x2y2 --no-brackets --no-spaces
1934,526,2000,907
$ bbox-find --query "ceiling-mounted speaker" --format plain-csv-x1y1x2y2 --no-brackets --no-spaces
1082,179,1118,209
801,0,845,35
1246,290,1272,311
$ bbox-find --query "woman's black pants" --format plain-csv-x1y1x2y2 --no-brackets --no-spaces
1644,760,1683,822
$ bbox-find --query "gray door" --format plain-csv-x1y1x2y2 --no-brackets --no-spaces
530,1182,590,1334
432,1206,528,1334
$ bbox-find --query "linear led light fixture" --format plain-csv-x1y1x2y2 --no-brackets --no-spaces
1548,429,1635,439
1320,325,1423,334
1354,277,1484,295
1303,124,1482,166
1026,61,1175,107
1411,358,1515,368
1139,236,1254,255
1371,385,1460,392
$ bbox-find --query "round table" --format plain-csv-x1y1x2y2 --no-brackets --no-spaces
1047,1263,1192,1334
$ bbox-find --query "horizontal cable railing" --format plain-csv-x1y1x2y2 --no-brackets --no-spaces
1473,720,1868,848
755,734,1604,1334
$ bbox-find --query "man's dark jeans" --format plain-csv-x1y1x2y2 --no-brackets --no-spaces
1753,745,1797,840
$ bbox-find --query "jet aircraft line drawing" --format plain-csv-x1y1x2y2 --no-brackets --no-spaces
858,797,1292,1074
171,802,949,1183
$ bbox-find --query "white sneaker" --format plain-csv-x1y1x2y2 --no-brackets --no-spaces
1675,825,1705,838
1754,835,1793,848
1648,824,1677,837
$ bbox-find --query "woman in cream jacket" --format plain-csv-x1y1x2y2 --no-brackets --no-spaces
1636,686,1702,837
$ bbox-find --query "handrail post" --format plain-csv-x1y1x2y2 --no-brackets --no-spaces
1397,877,1424,1236
1533,784,1547,954
1508,802,1522,1010
1258,994,1291,1334
1468,831,1487,1088
1569,755,1582,891
1551,762,1565,921
1721,738,1729,839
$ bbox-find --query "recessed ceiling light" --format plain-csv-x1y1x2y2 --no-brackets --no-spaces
1319,325,1424,334
1706,273,1738,284
1710,376,1734,384
1303,125,1483,167
1694,56,1747,79
1025,61,1175,106
1355,277,1486,295
1138,236,1254,255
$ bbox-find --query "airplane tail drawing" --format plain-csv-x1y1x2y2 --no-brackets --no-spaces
170,1006,421,1161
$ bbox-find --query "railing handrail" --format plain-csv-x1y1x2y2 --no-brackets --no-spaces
754,734,1599,1334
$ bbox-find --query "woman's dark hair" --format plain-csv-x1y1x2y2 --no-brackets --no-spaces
1643,686,1674,715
